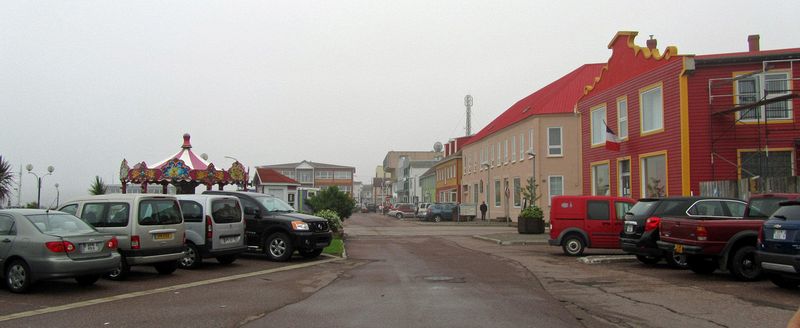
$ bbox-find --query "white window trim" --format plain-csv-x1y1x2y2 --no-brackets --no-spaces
736,71,794,122
617,97,628,140
547,127,564,157
548,175,564,206
494,179,501,207
640,84,664,134
511,136,517,163
618,159,631,197
519,132,525,161
590,105,607,146
591,163,610,196
512,177,521,208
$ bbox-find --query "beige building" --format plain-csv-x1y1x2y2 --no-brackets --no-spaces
460,64,605,222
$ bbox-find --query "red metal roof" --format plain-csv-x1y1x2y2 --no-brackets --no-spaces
462,63,605,147
256,168,300,185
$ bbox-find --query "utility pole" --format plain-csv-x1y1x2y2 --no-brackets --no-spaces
465,95,473,136
17,165,22,207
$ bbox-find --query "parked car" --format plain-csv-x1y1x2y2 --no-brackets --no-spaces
620,197,745,267
58,194,186,280
175,195,248,269
756,198,800,288
388,203,415,219
656,195,791,281
365,204,377,213
0,209,121,293
415,203,431,218
548,195,635,256
424,203,459,222
203,191,332,261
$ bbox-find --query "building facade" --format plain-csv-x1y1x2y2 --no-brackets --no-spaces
382,150,443,201
253,168,301,207
259,160,355,195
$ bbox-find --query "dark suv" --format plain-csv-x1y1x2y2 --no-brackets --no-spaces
424,203,458,222
203,191,331,261
620,197,745,267
756,199,800,289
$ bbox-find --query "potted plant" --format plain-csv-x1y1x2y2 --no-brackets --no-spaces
518,177,545,234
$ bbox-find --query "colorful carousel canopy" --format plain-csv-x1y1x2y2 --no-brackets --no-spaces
119,133,248,194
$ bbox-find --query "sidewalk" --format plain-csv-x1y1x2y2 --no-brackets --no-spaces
472,229,551,245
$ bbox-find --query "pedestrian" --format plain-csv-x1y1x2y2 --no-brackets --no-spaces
480,201,487,221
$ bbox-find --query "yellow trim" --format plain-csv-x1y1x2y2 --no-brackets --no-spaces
590,160,611,196
679,59,691,195
639,82,665,137
736,148,795,180
590,103,608,148
639,150,669,197
616,96,629,141
733,69,794,124
616,156,632,197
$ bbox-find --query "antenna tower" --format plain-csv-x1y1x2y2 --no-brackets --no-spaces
464,95,473,136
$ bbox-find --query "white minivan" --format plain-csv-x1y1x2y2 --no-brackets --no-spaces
58,194,186,280
176,195,247,269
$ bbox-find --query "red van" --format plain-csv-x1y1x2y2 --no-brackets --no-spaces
548,195,636,256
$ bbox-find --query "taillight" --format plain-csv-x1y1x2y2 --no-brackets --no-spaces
757,226,764,246
46,241,76,253
696,226,708,241
106,237,118,250
644,217,661,232
131,235,141,249
206,215,213,240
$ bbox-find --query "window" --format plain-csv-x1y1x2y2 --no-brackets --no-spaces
740,150,793,178
490,144,495,165
334,171,352,179
513,177,521,207
725,201,746,217
497,142,501,164
80,202,130,227
617,97,628,139
618,159,631,198
138,200,182,225
688,201,726,217
450,189,457,202
59,204,78,216
640,84,663,133
519,133,525,161
315,170,333,179
529,129,534,158
587,201,610,220
592,163,610,196
547,127,562,156
179,200,204,222
591,105,607,145
0,215,14,235
615,202,633,221
641,153,667,197
737,72,792,121
504,139,509,163
548,176,564,205
473,184,479,203
297,170,313,183
495,179,501,206
479,180,483,193
511,136,516,162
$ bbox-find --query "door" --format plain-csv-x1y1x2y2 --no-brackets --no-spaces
585,200,616,248
613,201,633,241
241,198,262,246
0,214,16,264
210,198,245,250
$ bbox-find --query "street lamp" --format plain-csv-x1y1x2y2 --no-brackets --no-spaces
481,161,491,221
54,183,60,207
527,148,536,206
26,164,54,209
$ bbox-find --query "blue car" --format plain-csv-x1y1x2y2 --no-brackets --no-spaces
755,200,800,289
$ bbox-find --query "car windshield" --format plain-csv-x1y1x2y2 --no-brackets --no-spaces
770,205,800,221
627,201,658,217
26,213,97,235
253,196,295,212
748,197,788,218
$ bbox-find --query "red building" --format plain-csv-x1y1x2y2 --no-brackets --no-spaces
578,31,800,199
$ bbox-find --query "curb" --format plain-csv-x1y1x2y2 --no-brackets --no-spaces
577,255,637,264
472,235,548,246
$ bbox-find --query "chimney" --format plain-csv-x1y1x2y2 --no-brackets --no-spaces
646,35,657,50
748,34,760,52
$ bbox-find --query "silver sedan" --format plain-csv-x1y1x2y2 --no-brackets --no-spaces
0,209,121,293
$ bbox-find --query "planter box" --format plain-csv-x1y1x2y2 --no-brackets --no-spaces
518,217,545,234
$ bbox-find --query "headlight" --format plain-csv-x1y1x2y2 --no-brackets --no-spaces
291,221,309,231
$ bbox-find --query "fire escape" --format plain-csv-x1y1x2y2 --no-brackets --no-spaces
707,58,800,183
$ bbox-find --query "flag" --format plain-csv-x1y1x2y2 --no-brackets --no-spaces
504,185,510,199
605,125,620,151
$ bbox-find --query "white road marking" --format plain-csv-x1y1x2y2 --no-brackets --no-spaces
0,257,343,323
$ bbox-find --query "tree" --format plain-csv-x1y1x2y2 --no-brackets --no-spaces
307,186,356,219
520,177,544,220
89,176,108,195
25,201,38,209
0,155,14,206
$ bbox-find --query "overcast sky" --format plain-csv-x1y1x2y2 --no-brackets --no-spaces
1,0,798,206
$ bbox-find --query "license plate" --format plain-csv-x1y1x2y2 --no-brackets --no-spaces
674,244,684,254
222,236,238,244
774,229,787,240
154,233,173,240
81,242,101,253
625,225,634,233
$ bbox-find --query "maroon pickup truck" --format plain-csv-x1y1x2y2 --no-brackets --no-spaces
656,194,800,281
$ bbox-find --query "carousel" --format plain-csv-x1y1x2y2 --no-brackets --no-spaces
119,133,248,194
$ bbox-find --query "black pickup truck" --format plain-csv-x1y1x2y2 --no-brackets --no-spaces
203,191,332,261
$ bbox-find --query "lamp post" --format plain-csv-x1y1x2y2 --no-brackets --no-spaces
481,161,491,221
26,164,54,209
54,183,60,207
527,148,536,208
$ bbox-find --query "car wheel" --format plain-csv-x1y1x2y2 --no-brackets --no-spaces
154,261,178,275
562,235,586,256
75,275,101,286
265,232,294,262
665,252,688,269
216,255,237,265
299,248,323,259
635,255,661,265
687,255,717,275
5,260,31,293
180,243,202,269
729,245,762,281
433,215,442,223
768,274,800,289
106,255,130,281
396,213,403,219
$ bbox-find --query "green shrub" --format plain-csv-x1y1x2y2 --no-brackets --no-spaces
519,206,543,220
307,186,356,220
315,209,343,233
